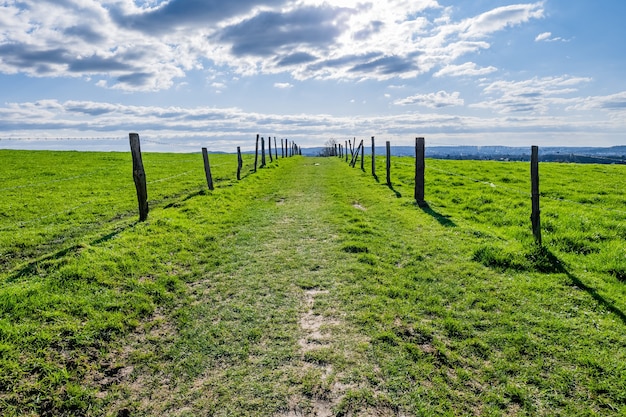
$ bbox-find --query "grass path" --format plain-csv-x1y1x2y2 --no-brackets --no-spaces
108,157,402,415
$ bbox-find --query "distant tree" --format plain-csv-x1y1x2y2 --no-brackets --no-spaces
318,139,338,157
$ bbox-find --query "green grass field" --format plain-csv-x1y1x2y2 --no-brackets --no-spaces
1,149,625,416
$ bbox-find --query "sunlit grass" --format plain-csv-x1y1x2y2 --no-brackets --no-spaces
1,150,625,415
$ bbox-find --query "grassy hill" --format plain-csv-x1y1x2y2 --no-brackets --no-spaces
1,150,625,416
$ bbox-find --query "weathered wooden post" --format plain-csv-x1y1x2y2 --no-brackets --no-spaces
386,141,391,186
360,140,364,171
254,134,259,172
129,133,148,221
345,140,348,162
281,139,284,158
261,137,266,167
415,137,425,206
371,136,376,176
202,147,214,191
268,136,273,163
237,146,242,180
531,145,542,245
274,137,278,160
349,142,359,167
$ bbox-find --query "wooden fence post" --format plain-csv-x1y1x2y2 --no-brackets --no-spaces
360,140,364,171
274,137,278,160
371,136,376,176
237,146,242,180
415,137,425,205
129,133,148,221
531,145,542,245
254,134,259,172
349,142,359,167
345,140,348,162
386,141,391,186
261,137,266,167
268,136,273,163
202,147,214,191
281,139,284,158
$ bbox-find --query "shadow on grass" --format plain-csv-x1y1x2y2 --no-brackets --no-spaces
474,244,626,325
373,174,380,183
566,269,626,325
418,202,456,228
6,221,137,283
548,250,626,325
386,183,402,198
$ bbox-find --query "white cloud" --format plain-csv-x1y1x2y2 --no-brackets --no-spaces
535,31,552,42
274,82,293,89
535,31,569,42
2,98,626,151
434,62,497,77
394,91,464,108
0,0,545,90
459,3,544,39
567,91,626,112
473,75,592,113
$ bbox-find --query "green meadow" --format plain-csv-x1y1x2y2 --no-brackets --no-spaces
1,149,625,416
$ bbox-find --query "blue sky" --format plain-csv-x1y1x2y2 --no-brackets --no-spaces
1,0,625,152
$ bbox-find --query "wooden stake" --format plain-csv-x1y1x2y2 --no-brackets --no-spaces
386,141,391,186
129,133,148,221
415,137,425,205
371,136,376,176
349,142,360,167
237,146,242,180
202,147,214,191
261,137,266,167
274,137,278,160
268,136,273,163
254,134,259,172
531,145,542,245
360,140,364,171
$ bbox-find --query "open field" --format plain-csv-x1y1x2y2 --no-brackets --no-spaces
1,149,625,416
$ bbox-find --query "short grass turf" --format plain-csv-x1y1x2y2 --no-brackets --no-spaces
1,151,625,416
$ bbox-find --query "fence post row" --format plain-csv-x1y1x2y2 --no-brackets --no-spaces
415,137,425,206
202,147,214,191
129,133,148,221
386,141,391,186
531,145,542,245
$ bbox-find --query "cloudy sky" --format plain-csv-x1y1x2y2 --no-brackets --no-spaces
1,0,625,152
